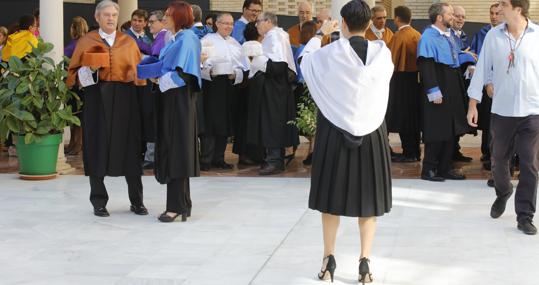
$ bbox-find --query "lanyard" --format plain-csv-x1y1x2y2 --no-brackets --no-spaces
504,22,528,73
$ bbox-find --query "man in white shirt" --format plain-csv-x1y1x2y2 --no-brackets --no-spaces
199,13,248,171
467,0,539,235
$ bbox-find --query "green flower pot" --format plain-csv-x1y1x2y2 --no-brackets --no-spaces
16,133,62,175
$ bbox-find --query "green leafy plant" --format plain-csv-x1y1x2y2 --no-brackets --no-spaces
0,39,81,144
289,86,317,138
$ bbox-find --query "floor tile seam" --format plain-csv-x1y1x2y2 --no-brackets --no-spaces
247,207,310,284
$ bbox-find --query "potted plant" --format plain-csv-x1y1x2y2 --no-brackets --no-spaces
0,39,81,179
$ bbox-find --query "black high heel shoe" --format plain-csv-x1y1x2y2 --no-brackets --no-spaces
317,254,336,282
358,257,373,284
158,212,188,222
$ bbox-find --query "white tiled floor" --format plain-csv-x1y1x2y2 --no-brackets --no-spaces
0,175,537,285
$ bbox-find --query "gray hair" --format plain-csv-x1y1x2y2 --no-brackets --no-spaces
216,12,233,22
150,10,164,21
260,11,278,26
428,2,450,24
95,0,119,16
192,5,202,22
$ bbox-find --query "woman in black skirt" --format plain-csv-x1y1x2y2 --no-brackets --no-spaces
299,1,394,283
153,1,201,222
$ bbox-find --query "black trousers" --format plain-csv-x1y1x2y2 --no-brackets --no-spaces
266,147,284,168
200,135,228,165
89,175,143,208
422,140,454,176
166,178,192,214
481,129,491,159
491,114,539,221
400,132,421,159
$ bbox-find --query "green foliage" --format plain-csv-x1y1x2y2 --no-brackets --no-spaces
289,86,317,138
0,39,81,144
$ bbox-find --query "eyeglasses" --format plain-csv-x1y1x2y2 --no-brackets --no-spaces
217,21,234,26
247,8,263,13
256,19,267,23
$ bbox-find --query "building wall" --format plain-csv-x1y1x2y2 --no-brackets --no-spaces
211,0,539,22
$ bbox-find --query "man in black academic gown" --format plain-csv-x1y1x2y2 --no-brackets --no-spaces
199,13,248,170
249,12,299,175
417,3,470,182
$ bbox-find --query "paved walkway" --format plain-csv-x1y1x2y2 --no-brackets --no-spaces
0,175,536,285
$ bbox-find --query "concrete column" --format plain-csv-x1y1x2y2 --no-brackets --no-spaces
40,0,75,175
118,0,138,28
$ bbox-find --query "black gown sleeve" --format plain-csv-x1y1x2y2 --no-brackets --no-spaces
176,67,201,92
417,57,442,101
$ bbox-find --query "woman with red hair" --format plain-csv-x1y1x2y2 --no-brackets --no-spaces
152,1,202,222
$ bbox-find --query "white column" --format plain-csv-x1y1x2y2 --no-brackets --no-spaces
331,0,376,22
40,0,75,174
118,0,138,28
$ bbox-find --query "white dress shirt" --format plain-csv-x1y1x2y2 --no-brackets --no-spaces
99,29,116,46
370,25,385,39
468,20,539,117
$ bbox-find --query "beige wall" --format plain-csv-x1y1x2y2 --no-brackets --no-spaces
211,0,539,22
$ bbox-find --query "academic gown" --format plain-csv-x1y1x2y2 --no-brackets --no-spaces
365,27,393,46
67,30,145,177
417,27,471,143
246,28,299,148
231,19,248,44
154,29,202,184
471,25,493,131
386,26,422,134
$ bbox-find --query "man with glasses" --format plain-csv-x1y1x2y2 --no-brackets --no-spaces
247,12,299,175
199,13,249,171
467,0,539,235
232,0,263,44
365,5,393,45
287,1,314,48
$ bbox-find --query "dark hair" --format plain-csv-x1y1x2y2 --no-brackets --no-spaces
340,0,371,33
300,20,317,45
33,9,40,19
120,20,131,32
428,3,450,24
205,14,216,24
167,1,194,31
510,0,529,17
242,0,263,10
490,3,500,9
394,6,412,24
131,9,149,21
18,14,36,31
244,22,259,41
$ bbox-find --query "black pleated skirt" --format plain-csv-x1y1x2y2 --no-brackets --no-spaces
309,114,392,217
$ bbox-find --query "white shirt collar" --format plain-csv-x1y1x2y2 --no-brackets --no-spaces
370,25,385,39
99,29,116,46
239,16,249,24
193,22,203,27
431,25,451,37
452,28,462,37
130,27,145,38
169,30,183,42
398,24,410,31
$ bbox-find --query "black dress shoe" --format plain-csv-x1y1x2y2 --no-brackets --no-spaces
453,152,473,162
200,163,211,171
212,161,233,170
490,189,513,218
94,207,110,217
392,156,418,163
130,204,149,215
441,170,466,180
158,211,187,222
259,164,284,176
517,218,537,235
487,179,495,188
421,170,445,182
302,152,313,166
